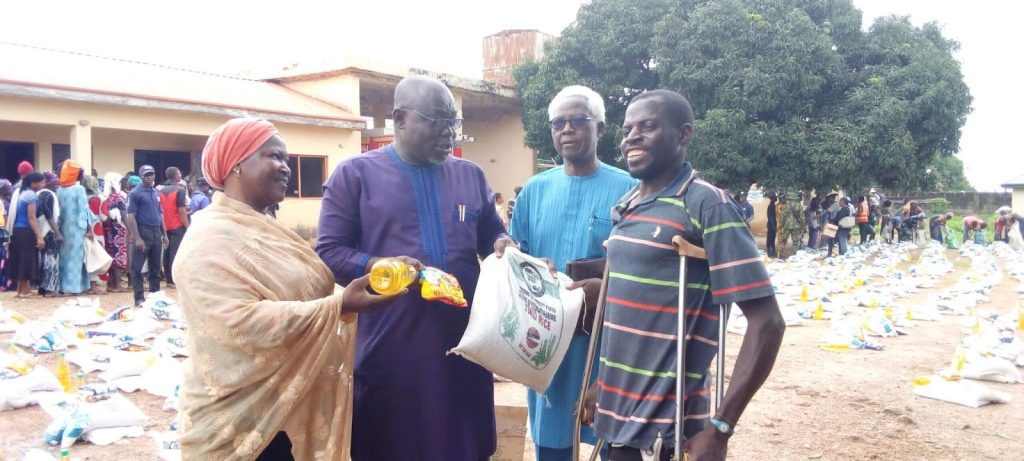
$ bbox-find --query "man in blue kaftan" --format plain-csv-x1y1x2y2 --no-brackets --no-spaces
317,75,507,461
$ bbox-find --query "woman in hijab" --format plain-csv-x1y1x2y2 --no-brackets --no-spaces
57,160,97,295
174,118,403,460
37,172,64,296
102,172,129,292
9,172,46,298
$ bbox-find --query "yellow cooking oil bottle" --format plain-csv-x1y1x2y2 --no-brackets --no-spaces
56,352,72,393
369,259,420,296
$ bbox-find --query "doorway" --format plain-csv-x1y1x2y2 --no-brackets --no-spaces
134,150,191,184
0,141,35,183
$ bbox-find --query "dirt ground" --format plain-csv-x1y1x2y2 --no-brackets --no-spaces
3,248,1023,460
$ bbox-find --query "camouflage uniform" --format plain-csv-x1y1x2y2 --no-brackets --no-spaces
778,199,806,256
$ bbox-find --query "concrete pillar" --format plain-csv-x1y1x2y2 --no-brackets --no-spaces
453,93,464,127
37,142,53,172
372,104,390,130
70,123,92,173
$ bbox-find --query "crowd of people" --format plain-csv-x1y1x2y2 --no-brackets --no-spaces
758,190,1024,258
0,160,213,304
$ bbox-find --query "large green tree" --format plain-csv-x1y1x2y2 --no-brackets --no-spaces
514,0,972,193
922,154,974,192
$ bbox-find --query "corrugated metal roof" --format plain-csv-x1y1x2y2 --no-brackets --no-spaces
1001,173,1024,188
0,42,365,129
247,56,518,99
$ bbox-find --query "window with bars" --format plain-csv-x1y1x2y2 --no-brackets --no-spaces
285,154,327,198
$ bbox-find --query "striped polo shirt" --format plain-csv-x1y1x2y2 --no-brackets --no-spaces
594,163,774,449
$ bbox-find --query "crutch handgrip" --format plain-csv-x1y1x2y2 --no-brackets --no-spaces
671,235,707,260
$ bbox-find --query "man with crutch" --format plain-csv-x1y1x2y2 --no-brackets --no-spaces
580,90,785,461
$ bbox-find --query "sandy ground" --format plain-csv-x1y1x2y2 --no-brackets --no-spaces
3,248,1023,460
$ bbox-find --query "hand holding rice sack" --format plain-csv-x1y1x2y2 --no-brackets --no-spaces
173,118,401,461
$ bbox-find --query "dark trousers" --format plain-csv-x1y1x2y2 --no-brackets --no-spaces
766,224,777,257
807,227,821,250
163,227,185,285
608,445,673,461
858,222,875,244
132,225,162,304
828,228,850,256
256,432,293,460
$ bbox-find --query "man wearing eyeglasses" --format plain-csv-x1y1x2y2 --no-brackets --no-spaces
494,85,636,461
317,75,509,460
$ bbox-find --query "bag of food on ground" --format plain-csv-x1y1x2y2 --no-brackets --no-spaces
0,304,27,333
99,350,157,382
144,292,182,321
53,298,106,326
155,328,188,357
0,367,62,411
449,248,583,393
1,345,37,378
151,427,182,461
14,321,70,353
913,377,1012,408
959,356,1022,384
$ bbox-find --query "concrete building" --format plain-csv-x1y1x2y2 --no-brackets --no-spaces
1,33,544,234
1001,174,1024,212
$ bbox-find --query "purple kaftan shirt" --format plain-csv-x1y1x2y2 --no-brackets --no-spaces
317,145,507,460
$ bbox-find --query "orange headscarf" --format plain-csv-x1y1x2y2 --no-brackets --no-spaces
59,160,83,187
201,118,280,190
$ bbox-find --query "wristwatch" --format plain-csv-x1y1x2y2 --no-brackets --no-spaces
708,416,734,436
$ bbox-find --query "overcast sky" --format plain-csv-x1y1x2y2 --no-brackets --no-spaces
3,0,1020,190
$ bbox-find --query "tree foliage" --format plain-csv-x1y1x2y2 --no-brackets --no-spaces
923,154,974,192
514,0,972,193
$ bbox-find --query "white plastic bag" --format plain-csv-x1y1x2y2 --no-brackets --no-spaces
151,429,182,461
0,367,62,411
85,393,147,430
449,249,582,392
960,357,1022,384
53,298,106,326
84,425,145,445
144,292,182,321
155,328,188,358
99,351,156,382
913,378,1013,408
14,321,70,353
0,303,28,333
141,357,183,398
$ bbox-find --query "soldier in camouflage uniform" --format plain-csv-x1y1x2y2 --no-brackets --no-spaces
777,193,806,258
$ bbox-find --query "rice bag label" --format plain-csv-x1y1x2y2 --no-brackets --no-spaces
499,252,565,370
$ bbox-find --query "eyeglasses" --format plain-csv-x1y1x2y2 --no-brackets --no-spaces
550,115,596,131
400,107,463,131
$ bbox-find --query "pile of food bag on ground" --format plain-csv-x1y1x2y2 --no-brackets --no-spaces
1,292,184,460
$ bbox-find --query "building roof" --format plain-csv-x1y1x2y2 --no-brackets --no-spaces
0,42,366,129
1001,174,1024,188
244,55,518,99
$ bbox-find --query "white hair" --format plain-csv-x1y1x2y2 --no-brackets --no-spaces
547,85,606,123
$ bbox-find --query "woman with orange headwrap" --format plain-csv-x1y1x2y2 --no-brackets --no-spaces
173,118,401,460
56,160,97,295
